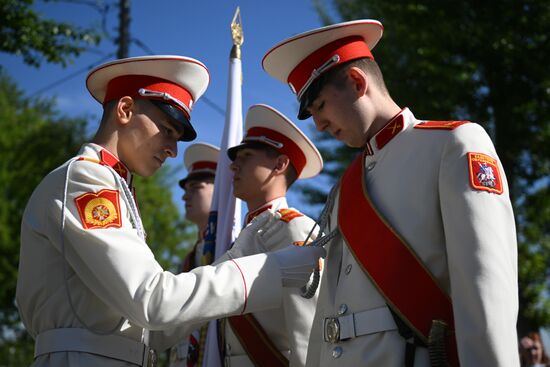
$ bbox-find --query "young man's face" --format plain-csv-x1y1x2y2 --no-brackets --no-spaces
183,178,214,226
230,147,278,203
119,100,184,177
307,72,372,148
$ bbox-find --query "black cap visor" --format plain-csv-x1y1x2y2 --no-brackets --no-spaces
149,100,197,141
179,171,215,188
227,141,275,161
297,77,325,120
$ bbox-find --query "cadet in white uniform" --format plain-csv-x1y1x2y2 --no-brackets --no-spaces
169,143,219,367
16,56,325,367
262,20,519,366
215,104,323,367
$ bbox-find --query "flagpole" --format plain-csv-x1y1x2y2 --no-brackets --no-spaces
213,6,243,260
201,7,244,367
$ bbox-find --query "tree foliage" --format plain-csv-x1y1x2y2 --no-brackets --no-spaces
0,1,195,365
134,171,197,272
0,69,90,365
0,0,101,67
0,71,194,364
311,0,550,333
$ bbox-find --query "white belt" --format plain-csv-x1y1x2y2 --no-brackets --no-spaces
324,306,397,343
35,328,157,366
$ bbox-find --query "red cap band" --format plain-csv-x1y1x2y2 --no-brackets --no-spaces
287,36,373,96
104,75,193,118
191,161,217,172
246,127,306,176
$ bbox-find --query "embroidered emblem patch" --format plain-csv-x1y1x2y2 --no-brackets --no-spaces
100,150,129,179
414,120,470,130
375,114,404,150
75,189,122,229
278,208,303,223
467,152,503,194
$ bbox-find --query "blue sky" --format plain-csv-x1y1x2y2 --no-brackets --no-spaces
1,0,340,216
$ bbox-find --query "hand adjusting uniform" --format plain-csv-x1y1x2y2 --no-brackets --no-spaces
17,55,323,367
16,143,285,367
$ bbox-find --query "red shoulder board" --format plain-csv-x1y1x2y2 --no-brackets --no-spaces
75,189,122,229
277,208,303,223
414,120,470,130
467,152,503,194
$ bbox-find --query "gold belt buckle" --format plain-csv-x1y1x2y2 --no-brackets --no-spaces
324,317,341,343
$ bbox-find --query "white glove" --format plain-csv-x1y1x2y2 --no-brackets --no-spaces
256,211,287,251
271,245,326,288
229,209,282,257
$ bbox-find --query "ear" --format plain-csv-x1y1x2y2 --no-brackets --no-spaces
348,66,368,97
115,96,136,125
273,154,291,176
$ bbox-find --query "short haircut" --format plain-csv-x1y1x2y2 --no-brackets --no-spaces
180,172,215,189
99,99,118,127
302,57,389,111
98,98,160,126
98,98,149,128
243,143,298,188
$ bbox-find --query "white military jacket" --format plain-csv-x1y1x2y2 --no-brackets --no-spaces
16,143,283,367
220,197,319,367
305,109,519,367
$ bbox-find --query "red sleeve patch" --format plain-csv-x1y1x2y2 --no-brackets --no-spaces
414,120,470,130
277,208,303,223
74,189,122,229
467,152,503,194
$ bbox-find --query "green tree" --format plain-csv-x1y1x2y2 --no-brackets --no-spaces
0,70,89,365
310,0,550,334
0,71,195,365
134,170,197,272
0,0,101,67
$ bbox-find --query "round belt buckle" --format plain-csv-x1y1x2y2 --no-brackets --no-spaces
325,317,341,343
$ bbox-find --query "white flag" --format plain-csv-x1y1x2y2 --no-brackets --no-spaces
201,49,243,367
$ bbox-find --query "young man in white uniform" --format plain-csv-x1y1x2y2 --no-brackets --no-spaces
16,56,324,367
262,20,519,367
217,104,323,367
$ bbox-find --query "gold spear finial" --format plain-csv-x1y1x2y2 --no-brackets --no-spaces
230,7,243,59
